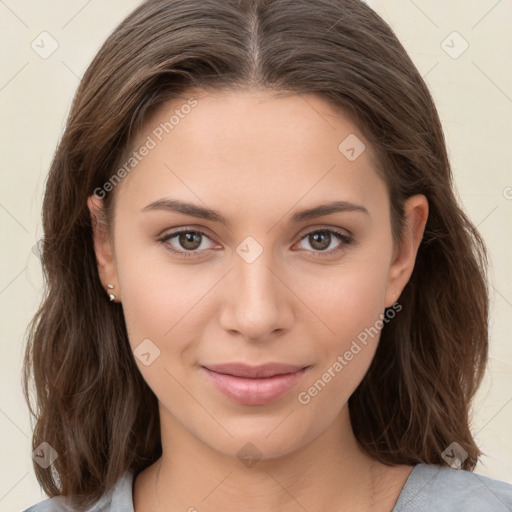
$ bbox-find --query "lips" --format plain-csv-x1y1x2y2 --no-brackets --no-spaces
200,362,310,405
203,362,307,378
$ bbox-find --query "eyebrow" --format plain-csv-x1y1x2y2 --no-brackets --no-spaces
141,198,369,226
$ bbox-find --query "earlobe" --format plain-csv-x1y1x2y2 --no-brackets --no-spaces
87,195,120,300
385,194,429,308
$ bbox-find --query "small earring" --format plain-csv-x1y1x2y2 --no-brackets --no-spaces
106,283,116,302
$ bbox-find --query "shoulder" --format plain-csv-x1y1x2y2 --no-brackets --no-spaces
394,463,512,512
21,471,134,512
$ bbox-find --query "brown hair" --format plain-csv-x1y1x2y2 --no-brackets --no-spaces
23,0,489,509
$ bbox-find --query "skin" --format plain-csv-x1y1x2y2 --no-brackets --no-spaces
88,88,429,512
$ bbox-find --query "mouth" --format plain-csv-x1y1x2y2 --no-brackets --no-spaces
200,363,311,405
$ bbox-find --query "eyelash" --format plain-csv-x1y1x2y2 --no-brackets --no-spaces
158,227,354,259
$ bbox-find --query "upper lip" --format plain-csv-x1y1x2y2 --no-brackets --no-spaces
202,363,308,378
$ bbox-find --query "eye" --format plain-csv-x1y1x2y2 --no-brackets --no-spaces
295,228,353,257
158,228,219,258
158,227,354,259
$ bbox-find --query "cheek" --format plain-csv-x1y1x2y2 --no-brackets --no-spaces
118,259,207,348
115,251,211,401
306,254,390,347
114,230,222,376
297,252,391,403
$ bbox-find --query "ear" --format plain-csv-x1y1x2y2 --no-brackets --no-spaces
385,194,429,307
87,195,120,300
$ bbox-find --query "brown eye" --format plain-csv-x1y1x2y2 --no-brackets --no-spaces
177,231,202,251
159,229,217,258
308,231,332,251
297,228,353,257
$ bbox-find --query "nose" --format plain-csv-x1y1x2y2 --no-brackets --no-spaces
218,246,295,343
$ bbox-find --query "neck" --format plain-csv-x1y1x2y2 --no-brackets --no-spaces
134,404,411,512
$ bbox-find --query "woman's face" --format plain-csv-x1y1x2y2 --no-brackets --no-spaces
90,88,427,460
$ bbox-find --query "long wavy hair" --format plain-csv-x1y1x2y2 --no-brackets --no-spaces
23,0,489,509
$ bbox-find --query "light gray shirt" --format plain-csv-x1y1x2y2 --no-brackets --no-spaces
23,463,512,511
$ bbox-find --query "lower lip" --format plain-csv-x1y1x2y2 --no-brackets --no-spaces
201,366,310,405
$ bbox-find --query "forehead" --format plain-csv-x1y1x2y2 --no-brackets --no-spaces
115,88,388,220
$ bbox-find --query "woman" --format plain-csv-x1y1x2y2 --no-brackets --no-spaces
22,0,512,511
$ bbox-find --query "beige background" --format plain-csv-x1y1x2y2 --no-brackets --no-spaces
1,0,511,510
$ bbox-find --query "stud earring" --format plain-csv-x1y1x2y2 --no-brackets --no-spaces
106,283,116,302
